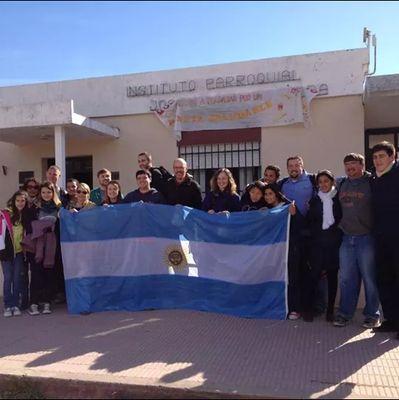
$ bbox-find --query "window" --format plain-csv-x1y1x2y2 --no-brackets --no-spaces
179,141,261,194
111,171,120,180
19,171,34,187
46,156,93,188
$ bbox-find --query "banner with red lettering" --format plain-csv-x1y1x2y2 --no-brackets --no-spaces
153,87,318,136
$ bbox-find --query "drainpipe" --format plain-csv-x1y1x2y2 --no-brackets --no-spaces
362,28,377,105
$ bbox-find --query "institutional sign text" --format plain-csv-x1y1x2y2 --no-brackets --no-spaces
126,70,298,98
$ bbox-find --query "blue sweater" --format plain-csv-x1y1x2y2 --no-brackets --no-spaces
280,172,315,217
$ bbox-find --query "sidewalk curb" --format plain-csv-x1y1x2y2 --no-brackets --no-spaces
0,373,269,399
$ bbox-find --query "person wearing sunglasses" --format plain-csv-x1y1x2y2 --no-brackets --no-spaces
22,178,41,209
69,183,96,213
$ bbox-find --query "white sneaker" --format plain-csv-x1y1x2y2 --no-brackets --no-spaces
3,308,13,318
12,307,22,316
42,303,52,315
28,304,40,316
288,312,301,321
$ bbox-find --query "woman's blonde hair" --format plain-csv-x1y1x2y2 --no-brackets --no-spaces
77,182,91,194
77,183,91,205
39,181,62,207
210,168,237,195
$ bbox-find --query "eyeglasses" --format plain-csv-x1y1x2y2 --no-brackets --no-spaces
76,190,89,195
27,185,39,189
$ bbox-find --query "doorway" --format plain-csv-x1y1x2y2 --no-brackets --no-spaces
46,156,93,188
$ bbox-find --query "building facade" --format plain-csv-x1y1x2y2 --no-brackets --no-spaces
0,47,369,206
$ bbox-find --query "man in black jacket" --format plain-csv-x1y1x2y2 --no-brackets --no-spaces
370,141,399,339
165,158,202,210
137,152,171,196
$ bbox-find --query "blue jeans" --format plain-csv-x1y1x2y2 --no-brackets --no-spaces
1,253,25,308
338,234,380,320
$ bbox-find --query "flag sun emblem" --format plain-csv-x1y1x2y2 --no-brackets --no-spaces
164,245,188,270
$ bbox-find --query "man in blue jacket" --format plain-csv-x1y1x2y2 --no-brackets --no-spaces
279,156,317,320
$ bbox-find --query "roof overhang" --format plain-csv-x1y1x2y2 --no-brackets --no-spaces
0,100,119,145
364,74,399,129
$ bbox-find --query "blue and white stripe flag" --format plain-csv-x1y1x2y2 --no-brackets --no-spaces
60,203,290,319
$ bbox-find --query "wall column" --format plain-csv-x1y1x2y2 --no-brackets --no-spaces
54,125,66,189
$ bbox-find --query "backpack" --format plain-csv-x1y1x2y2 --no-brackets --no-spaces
149,166,174,194
155,166,173,182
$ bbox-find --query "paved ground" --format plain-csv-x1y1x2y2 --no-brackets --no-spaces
0,305,398,399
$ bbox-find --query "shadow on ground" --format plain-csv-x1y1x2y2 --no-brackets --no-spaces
0,306,397,398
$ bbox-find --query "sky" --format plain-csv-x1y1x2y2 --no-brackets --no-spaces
0,1,398,87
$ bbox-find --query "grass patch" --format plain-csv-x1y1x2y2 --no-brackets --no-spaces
0,376,45,399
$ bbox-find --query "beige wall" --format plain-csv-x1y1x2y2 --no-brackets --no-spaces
0,142,21,205
0,95,364,207
261,95,364,177
91,113,178,192
0,113,178,206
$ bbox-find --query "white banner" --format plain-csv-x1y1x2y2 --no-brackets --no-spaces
153,87,318,135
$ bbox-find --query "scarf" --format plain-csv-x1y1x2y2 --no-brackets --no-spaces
318,187,337,230
41,200,58,214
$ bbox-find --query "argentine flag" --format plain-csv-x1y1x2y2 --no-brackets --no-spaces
60,203,290,319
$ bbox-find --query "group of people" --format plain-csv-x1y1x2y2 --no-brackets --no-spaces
0,142,398,340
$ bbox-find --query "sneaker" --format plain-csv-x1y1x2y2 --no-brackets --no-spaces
28,304,40,316
373,320,396,333
288,312,301,320
42,303,52,315
12,307,22,316
3,308,13,318
363,317,381,329
333,315,349,327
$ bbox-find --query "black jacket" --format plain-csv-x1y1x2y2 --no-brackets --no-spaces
149,167,173,196
0,228,14,262
165,176,203,210
306,193,342,245
370,162,399,237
